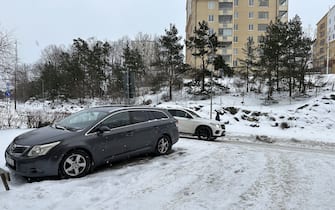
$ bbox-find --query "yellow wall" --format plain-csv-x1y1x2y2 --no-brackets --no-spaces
186,0,288,69
313,15,328,73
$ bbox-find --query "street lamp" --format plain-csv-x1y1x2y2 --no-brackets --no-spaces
206,36,215,120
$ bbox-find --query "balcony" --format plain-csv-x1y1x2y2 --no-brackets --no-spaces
219,41,233,49
218,36,233,42
279,5,288,12
220,9,233,16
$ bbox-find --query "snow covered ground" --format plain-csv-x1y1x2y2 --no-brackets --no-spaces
1,131,335,209
0,75,335,209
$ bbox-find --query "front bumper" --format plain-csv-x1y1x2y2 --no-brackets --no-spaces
213,129,225,137
5,151,61,178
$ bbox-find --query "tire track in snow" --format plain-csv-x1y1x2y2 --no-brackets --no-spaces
219,138,335,156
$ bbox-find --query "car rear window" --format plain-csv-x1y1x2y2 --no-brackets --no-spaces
148,111,169,120
129,111,149,124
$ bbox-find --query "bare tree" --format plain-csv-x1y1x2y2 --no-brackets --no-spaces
0,25,15,70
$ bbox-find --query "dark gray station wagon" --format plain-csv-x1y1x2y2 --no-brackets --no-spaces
5,106,179,179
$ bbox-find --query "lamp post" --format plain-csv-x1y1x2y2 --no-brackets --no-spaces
206,37,215,120
14,40,18,110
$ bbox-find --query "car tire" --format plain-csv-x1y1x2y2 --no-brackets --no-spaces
155,135,171,155
60,150,91,178
197,126,213,141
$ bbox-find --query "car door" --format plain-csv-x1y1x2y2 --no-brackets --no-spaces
94,111,136,160
169,109,195,134
126,110,157,153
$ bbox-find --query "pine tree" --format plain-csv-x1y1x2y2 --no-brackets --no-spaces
239,37,257,92
157,24,184,101
186,21,218,92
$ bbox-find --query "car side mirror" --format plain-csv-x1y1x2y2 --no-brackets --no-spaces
97,126,111,134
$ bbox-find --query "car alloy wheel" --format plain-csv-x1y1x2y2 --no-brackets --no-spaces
156,136,171,155
61,150,91,178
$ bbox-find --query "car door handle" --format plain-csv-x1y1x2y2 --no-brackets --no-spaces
126,131,134,136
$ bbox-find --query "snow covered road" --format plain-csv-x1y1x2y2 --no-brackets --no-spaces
1,132,335,209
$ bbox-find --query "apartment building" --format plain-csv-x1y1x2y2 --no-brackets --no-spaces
186,0,288,69
313,15,328,74
314,6,335,74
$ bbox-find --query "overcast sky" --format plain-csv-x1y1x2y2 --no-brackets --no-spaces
1,0,335,64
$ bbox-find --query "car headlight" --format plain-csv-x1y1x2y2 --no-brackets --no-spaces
27,141,60,157
210,123,221,129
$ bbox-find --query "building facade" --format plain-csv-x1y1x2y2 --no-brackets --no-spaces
314,6,335,74
313,15,328,74
186,0,288,69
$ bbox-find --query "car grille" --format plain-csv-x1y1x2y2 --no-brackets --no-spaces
8,143,30,155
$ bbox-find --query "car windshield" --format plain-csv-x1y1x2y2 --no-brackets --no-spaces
186,109,201,118
55,110,109,131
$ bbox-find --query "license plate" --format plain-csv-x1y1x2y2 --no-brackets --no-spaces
5,155,15,167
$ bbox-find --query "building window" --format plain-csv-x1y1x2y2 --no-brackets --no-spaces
249,0,254,6
218,28,224,36
234,48,238,55
219,15,232,24
258,36,265,43
320,31,325,37
320,23,325,30
320,39,325,46
249,11,254,19
234,0,239,6
223,55,232,63
209,28,214,35
259,0,269,7
279,11,287,18
208,1,215,9
258,24,268,31
233,60,238,67
219,2,233,10
320,48,324,54
279,0,287,6
234,24,239,30
234,11,239,19
234,36,238,43
258,12,269,19
223,28,233,36
208,15,214,22
248,24,254,31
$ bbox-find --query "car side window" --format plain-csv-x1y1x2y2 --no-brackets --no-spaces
176,110,192,119
129,111,149,124
101,111,131,129
148,111,169,120
167,109,177,117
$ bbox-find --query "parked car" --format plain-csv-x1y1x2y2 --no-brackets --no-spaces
164,106,225,140
5,106,179,179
